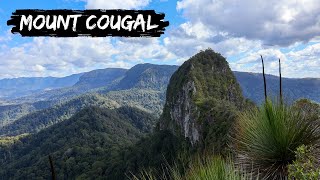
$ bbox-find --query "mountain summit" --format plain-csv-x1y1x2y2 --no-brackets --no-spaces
116,63,178,90
160,49,247,147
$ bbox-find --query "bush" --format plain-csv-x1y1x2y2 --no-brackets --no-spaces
288,145,320,180
235,100,320,179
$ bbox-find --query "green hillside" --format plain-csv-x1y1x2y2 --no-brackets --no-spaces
0,94,119,136
0,106,156,179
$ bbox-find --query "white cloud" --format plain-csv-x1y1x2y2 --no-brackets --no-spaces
0,30,13,42
180,22,214,39
164,22,261,62
84,0,150,9
231,43,320,78
285,43,320,77
177,0,320,46
163,20,320,78
0,0,319,79
0,36,177,79
114,38,177,62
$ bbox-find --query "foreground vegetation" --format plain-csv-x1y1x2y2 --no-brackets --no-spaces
132,99,320,180
131,156,248,180
235,99,320,179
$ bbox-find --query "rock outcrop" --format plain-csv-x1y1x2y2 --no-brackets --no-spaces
160,49,247,146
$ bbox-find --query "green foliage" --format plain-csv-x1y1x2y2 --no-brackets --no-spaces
186,156,247,180
288,145,320,180
235,100,320,179
0,100,59,128
132,155,249,180
198,98,238,155
0,106,156,179
105,88,166,117
0,88,166,137
0,104,36,127
0,134,28,147
165,49,244,110
0,94,119,136
188,50,243,106
161,49,249,155
293,98,320,116
0,63,175,137
104,130,192,179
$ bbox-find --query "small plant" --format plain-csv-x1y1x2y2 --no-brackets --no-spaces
130,156,249,180
130,169,164,180
235,100,320,179
186,156,247,180
288,145,320,180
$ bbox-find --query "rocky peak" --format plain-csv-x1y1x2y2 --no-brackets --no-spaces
160,49,246,146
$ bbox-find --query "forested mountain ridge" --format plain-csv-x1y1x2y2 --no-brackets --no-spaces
2,64,178,105
0,106,157,179
0,64,177,136
9,68,128,105
0,88,168,137
74,68,127,89
114,63,178,90
0,94,119,136
0,100,59,128
0,73,83,100
234,71,320,104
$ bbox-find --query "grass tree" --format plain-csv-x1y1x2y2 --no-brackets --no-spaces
235,99,320,179
235,56,320,179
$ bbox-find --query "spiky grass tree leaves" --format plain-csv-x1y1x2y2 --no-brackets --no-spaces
186,156,247,180
131,155,249,180
235,100,320,179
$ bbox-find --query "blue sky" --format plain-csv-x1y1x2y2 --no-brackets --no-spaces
0,0,319,79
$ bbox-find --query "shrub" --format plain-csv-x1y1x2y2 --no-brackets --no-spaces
235,100,320,179
288,145,320,180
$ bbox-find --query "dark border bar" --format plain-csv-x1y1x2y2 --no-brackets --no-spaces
7,9,169,37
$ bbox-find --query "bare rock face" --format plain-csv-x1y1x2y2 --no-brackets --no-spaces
170,81,199,144
160,49,246,146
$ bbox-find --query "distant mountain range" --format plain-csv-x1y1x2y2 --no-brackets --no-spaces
0,64,177,132
0,74,83,100
0,63,318,133
234,71,320,104
0,64,318,105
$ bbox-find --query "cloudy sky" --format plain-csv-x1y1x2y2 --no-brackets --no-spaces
0,0,319,79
